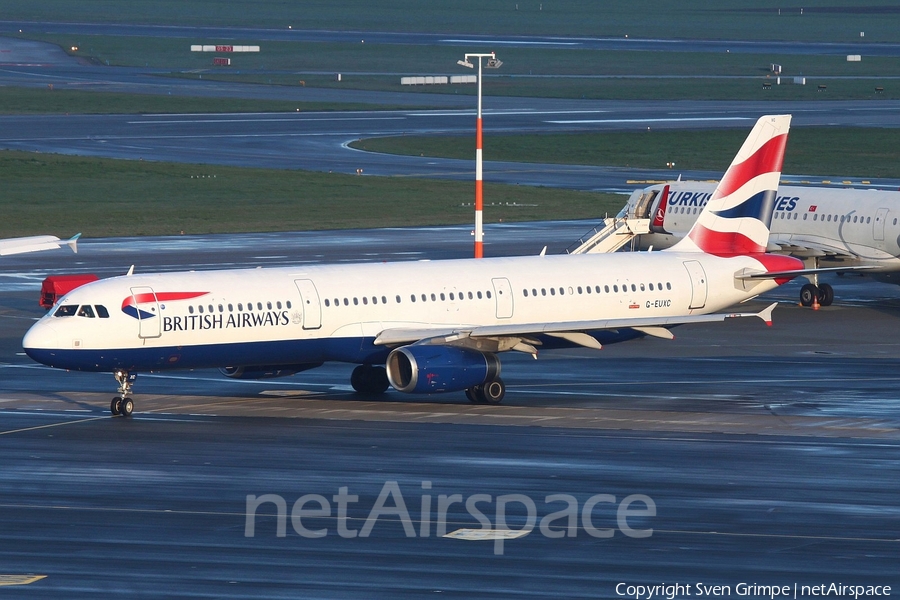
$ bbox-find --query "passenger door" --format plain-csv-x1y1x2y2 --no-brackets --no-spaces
683,261,708,310
130,286,161,339
294,279,322,330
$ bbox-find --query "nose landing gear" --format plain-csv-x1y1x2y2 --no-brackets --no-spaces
110,370,137,417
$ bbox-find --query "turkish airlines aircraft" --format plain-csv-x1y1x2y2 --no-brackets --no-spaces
620,180,900,306
24,115,802,417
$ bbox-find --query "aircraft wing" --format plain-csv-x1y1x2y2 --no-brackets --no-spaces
0,234,80,257
374,303,777,352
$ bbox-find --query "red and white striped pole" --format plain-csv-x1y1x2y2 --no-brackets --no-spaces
474,55,484,259
459,52,498,258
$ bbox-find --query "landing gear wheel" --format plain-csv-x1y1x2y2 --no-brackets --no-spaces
799,284,818,307
119,397,134,417
817,283,834,306
111,370,137,416
481,378,506,405
465,386,483,404
351,365,390,395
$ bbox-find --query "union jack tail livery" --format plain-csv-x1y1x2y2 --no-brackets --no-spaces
669,115,791,256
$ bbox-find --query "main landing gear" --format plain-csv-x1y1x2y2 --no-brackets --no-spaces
465,378,506,405
350,364,390,395
799,283,834,307
110,370,137,417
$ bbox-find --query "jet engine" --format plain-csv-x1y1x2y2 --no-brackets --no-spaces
386,345,500,394
219,363,323,380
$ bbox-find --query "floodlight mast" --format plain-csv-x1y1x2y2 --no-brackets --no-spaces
458,52,498,258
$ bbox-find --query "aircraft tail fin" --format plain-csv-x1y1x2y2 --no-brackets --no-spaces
669,115,791,255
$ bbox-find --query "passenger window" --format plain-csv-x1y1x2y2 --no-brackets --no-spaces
382,296,387,304
541,289,546,296
559,287,565,295
640,283,645,291
649,283,654,291
396,295,401,303
523,289,529,297
77,305,95,318
353,298,359,306
550,288,556,296
613,285,618,292
666,282,672,290
449,292,455,300
440,293,445,301
257,302,263,310
54,305,78,317
411,294,416,303
486,291,492,299
199,305,204,314
363,297,368,305
577,286,582,294
477,291,483,299
631,284,636,292
343,298,349,306
325,299,331,307
267,302,272,310
468,292,474,299
228,304,234,311
96,305,110,318
422,294,427,302
604,285,609,293
286,301,292,309
218,304,224,313
189,306,195,314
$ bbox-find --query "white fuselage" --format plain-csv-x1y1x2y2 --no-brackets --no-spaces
631,182,900,270
23,251,778,373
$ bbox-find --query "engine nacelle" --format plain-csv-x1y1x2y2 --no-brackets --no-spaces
386,345,500,394
219,363,323,380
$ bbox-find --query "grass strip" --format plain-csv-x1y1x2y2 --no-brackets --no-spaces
0,150,621,238
0,86,403,115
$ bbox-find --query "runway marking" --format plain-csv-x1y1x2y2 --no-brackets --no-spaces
441,38,581,46
547,117,752,124
0,502,896,545
0,415,109,436
127,117,407,125
0,575,46,586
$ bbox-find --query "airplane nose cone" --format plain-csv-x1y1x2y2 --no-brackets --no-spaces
23,322,59,362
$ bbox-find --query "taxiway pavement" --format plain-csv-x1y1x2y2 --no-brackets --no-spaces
0,227,897,597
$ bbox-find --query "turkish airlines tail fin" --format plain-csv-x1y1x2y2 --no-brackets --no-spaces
668,114,791,256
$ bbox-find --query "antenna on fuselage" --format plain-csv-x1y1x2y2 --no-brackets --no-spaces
126,265,134,276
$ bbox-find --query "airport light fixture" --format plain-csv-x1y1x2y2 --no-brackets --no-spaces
458,52,501,258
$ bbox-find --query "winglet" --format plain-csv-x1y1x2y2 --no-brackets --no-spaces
66,233,81,254
757,302,777,327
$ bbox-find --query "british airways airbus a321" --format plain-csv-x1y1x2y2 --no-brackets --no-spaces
24,115,803,417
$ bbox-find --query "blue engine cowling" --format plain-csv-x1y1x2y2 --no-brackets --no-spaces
219,363,323,380
386,345,500,394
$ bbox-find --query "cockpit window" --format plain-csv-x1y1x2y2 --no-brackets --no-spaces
96,305,110,318
77,305,96,318
54,305,78,317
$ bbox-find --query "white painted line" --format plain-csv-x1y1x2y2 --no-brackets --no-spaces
547,117,753,124
444,528,531,540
